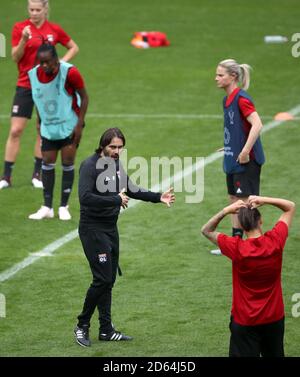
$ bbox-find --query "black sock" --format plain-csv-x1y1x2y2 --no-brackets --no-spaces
42,163,55,208
232,227,244,238
33,157,43,177
3,161,14,178
60,164,74,207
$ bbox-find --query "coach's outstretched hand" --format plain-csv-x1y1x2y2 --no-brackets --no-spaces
160,187,175,207
119,188,129,209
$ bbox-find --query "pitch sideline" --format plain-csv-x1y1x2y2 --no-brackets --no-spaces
0,113,297,120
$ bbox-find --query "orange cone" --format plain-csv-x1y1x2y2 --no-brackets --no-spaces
274,112,295,121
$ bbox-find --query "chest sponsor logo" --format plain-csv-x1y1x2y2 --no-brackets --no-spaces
44,100,58,116
47,34,54,42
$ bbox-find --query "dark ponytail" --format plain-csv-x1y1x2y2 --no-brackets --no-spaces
238,207,261,232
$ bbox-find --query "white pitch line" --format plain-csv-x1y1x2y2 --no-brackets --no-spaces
0,113,222,119
86,113,223,119
0,113,222,120
0,113,298,120
0,230,78,283
0,105,299,283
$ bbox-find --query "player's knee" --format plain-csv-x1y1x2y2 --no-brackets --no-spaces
9,126,24,139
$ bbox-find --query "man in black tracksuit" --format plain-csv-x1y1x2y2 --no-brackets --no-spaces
74,128,175,347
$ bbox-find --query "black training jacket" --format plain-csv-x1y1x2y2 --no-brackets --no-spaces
78,153,161,225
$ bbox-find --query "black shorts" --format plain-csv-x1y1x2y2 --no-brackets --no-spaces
226,160,261,197
41,122,85,151
41,135,74,152
229,316,285,357
11,87,34,119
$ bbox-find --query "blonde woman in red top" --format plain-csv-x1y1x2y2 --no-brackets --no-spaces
0,0,78,190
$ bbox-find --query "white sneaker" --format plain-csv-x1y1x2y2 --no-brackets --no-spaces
0,178,11,190
32,177,43,189
58,205,71,220
29,206,54,220
210,249,222,256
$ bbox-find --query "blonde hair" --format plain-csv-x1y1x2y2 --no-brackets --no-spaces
218,59,252,90
28,0,49,18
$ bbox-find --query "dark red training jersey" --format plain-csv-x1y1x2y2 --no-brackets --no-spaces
218,221,288,326
12,19,71,88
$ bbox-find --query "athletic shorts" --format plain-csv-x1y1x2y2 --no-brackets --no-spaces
41,121,85,151
229,316,285,357
41,135,75,152
11,87,34,119
226,160,261,197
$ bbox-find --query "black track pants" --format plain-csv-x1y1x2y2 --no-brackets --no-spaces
77,224,119,333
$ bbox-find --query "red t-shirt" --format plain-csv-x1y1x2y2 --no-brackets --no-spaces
217,221,288,326
37,65,84,115
225,87,257,160
12,19,71,88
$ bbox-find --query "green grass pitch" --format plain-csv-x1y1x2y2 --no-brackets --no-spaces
0,0,300,356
